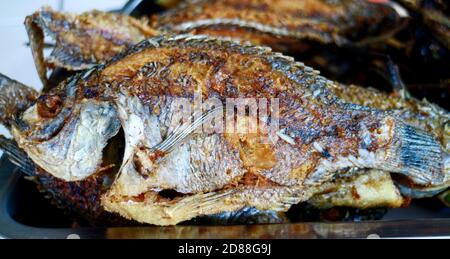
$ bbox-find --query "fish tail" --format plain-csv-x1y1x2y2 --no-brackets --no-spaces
0,73,38,128
386,121,445,186
0,135,35,175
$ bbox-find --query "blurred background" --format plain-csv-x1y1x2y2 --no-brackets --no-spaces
0,0,128,141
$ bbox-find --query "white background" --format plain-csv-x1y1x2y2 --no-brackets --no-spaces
0,0,127,144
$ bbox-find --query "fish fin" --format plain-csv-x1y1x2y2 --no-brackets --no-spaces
389,123,445,185
172,189,236,214
0,73,38,128
0,135,35,176
132,106,223,176
439,189,450,207
152,106,223,153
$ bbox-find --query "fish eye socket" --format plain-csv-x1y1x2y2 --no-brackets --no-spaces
37,94,63,118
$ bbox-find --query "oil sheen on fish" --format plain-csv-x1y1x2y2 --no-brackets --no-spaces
5,35,447,225
26,0,404,83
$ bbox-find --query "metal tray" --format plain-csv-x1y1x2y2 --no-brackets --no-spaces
1,155,450,239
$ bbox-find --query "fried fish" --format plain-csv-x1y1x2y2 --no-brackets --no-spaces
26,0,405,84
25,7,158,85
1,35,447,225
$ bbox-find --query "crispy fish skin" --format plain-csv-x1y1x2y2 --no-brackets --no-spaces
153,0,402,50
309,169,406,209
329,83,450,198
331,83,449,150
25,0,403,82
310,81,449,205
25,7,157,84
0,74,38,128
10,35,446,225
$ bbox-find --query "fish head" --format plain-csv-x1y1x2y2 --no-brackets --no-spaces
11,74,121,181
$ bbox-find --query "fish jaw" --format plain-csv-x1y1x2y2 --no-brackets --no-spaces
12,99,121,181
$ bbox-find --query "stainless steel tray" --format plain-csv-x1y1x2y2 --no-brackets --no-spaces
1,155,449,239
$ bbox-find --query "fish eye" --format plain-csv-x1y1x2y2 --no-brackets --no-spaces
37,94,63,118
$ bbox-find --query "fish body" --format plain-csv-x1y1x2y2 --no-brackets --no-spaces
8,35,446,225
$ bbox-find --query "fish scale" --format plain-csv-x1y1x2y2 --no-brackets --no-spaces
7,34,445,225
0,34,448,225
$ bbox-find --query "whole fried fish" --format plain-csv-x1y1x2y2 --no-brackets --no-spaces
26,0,405,84
2,35,447,225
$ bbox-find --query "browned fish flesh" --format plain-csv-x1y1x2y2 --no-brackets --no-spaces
25,7,158,85
153,0,405,50
0,74,38,128
26,0,406,83
1,35,447,225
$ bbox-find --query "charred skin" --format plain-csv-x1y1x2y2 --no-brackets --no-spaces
26,0,404,83
154,0,403,50
331,83,449,150
331,83,450,199
10,35,446,225
399,0,450,50
25,7,157,85
33,169,136,226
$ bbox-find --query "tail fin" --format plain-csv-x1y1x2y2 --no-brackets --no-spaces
0,73,38,129
387,122,445,186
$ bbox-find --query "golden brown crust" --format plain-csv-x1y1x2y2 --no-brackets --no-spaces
25,7,157,83
154,0,401,49
24,0,403,79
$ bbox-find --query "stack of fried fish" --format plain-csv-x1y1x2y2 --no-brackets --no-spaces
0,0,449,226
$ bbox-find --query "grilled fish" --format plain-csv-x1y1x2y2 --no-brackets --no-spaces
26,0,405,83
2,35,447,225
